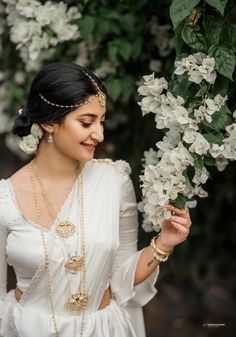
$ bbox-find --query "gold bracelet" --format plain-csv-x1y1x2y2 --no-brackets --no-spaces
150,236,173,257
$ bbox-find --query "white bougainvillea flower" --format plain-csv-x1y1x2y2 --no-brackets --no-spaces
192,167,209,184
142,148,160,167
209,144,224,158
233,110,236,120
215,156,229,172
195,186,208,198
189,133,210,155
183,129,198,144
174,52,216,84
186,200,197,208
3,0,81,66
198,57,216,83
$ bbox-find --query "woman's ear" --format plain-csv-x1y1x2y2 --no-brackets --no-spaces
40,123,54,134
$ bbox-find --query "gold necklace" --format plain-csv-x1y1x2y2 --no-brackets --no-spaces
64,168,89,312
29,162,59,337
31,161,85,274
32,160,77,238
29,161,89,320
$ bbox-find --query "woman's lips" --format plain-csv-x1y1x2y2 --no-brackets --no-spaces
81,143,96,151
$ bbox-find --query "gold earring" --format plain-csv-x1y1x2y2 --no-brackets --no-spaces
48,133,53,143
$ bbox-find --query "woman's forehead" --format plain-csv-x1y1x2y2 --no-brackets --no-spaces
71,97,106,118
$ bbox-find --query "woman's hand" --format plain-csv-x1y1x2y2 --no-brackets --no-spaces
155,204,192,253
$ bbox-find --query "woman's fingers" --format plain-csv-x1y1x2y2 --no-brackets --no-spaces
171,215,191,228
171,221,189,234
165,204,187,216
165,204,192,224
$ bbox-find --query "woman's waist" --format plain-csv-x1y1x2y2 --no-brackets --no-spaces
15,286,112,313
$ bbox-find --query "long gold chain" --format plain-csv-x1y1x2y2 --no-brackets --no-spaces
29,162,59,337
29,161,88,337
32,161,84,273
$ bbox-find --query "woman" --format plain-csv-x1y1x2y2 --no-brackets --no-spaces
0,63,191,337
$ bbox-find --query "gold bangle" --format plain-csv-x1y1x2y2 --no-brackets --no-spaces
150,236,173,257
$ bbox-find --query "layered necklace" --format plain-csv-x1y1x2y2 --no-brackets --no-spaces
29,160,89,337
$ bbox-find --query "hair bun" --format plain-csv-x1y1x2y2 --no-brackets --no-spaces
12,106,33,137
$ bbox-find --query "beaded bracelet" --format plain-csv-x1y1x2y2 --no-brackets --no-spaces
152,251,169,262
150,235,173,263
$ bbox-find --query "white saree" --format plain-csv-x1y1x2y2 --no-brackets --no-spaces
0,159,159,337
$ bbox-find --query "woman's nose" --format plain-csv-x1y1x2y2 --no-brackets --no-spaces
91,124,104,143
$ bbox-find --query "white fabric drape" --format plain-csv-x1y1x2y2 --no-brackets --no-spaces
0,159,159,337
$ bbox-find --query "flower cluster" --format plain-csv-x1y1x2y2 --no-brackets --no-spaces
174,52,217,84
19,124,43,154
3,0,81,70
138,53,236,232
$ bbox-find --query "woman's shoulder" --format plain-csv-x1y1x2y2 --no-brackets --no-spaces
0,179,12,226
0,178,9,198
0,165,28,206
89,158,132,176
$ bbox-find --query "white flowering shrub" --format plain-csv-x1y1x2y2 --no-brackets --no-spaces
3,0,81,70
137,0,236,232
139,44,236,231
0,0,174,155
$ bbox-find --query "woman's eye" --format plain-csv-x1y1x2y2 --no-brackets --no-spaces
81,122,92,128
80,120,106,128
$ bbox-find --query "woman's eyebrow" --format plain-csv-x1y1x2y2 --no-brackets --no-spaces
79,113,106,118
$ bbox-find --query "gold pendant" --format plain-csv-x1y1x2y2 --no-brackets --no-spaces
55,220,76,238
65,291,89,311
64,255,85,273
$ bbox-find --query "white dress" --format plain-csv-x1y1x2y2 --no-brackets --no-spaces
0,159,159,337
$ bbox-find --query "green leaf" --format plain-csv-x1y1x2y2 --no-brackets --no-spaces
121,76,135,99
204,0,228,16
203,14,223,45
203,132,224,144
194,158,204,170
104,78,122,101
212,74,229,96
171,193,186,209
108,42,118,61
170,21,185,54
117,40,132,61
170,0,201,30
229,24,236,53
170,73,196,101
12,87,25,101
182,26,207,52
119,14,136,32
204,154,216,166
102,10,121,20
131,38,143,60
77,16,95,37
208,44,235,80
202,105,229,130
95,20,111,36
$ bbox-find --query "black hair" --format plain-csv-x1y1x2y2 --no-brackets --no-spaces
12,63,107,137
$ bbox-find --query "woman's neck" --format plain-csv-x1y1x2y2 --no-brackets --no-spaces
34,140,82,180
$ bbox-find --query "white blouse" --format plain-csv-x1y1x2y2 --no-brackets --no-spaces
0,159,159,337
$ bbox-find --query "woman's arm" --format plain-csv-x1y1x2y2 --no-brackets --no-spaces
134,204,192,285
0,219,8,325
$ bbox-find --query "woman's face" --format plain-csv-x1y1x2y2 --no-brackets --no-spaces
51,96,106,163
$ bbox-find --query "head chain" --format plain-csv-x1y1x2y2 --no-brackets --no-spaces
39,71,106,109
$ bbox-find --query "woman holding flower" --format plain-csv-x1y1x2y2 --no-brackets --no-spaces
0,63,191,337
